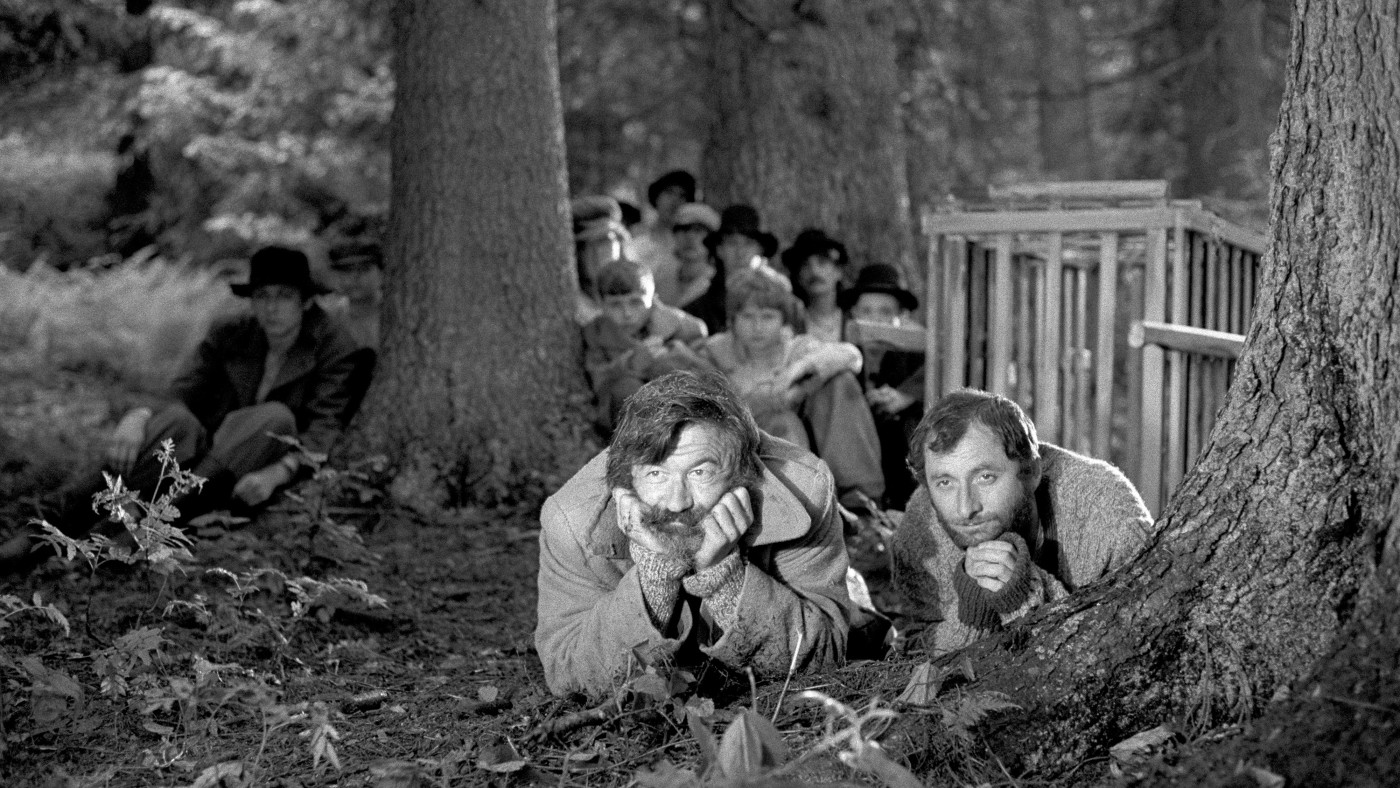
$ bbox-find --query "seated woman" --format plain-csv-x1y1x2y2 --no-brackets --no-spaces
699,272,885,510
841,264,926,510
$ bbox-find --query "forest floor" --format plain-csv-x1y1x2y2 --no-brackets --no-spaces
0,360,970,788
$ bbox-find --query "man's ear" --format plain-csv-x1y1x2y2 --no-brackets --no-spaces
1021,456,1043,492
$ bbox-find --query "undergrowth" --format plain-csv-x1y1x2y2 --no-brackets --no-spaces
1,441,387,784
0,252,238,392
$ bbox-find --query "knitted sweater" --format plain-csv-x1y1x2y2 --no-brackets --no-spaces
891,443,1154,655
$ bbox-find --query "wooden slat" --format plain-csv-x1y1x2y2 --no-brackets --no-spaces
990,234,1015,396
943,237,969,394
1073,266,1092,455
925,233,943,401
848,320,928,353
1139,228,1169,516
1128,320,1247,358
988,179,1170,202
1015,255,1033,405
1123,263,1144,478
1093,232,1119,460
1041,232,1058,445
926,207,1179,236
969,246,989,388
1037,232,1064,444
1184,233,1206,479
1204,238,1223,470
1165,220,1189,499
1229,245,1244,334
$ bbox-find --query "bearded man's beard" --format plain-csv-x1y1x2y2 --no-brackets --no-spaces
637,503,708,561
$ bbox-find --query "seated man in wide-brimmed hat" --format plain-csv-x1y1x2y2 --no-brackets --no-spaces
0,245,373,574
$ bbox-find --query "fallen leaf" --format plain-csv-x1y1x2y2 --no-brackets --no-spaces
478,740,526,773
895,662,944,706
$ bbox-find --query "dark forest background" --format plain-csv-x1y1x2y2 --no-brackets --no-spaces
0,0,1286,271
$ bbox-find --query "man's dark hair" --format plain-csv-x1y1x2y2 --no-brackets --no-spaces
606,370,763,491
907,389,1040,481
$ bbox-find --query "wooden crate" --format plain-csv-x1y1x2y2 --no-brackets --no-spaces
920,181,1266,515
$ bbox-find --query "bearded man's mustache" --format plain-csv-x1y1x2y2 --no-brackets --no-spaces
637,503,707,559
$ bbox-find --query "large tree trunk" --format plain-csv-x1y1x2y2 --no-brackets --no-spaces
357,0,592,507
701,0,913,271
879,0,1400,779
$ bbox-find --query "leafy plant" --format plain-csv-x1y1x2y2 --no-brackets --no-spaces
271,434,385,565
38,438,200,577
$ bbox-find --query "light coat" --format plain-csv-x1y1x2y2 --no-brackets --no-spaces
535,435,852,697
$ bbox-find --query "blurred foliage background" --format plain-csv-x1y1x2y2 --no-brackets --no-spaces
0,0,1286,271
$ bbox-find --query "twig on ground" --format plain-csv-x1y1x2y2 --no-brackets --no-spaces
526,696,624,742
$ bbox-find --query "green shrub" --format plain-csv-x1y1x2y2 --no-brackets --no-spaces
0,255,239,393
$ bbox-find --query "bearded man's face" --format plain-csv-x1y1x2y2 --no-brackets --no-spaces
628,423,737,559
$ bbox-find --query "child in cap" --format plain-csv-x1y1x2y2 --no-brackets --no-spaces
581,259,710,431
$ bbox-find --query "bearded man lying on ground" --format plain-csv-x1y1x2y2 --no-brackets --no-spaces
535,370,852,697
891,389,1155,655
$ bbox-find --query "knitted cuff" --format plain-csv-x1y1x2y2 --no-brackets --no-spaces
953,568,1002,631
953,534,1035,629
631,543,690,630
984,533,1034,616
682,552,746,629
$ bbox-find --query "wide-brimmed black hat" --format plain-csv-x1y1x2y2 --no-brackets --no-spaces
838,263,918,312
230,245,330,297
780,228,849,277
706,204,779,259
646,170,697,207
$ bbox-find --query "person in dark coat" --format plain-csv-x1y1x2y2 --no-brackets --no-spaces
0,246,373,573
842,264,925,509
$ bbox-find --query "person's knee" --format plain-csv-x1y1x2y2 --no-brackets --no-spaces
143,403,207,463
149,403,203,440
225,402,296,434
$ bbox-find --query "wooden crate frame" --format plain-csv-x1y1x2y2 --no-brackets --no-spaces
920,184,1266,514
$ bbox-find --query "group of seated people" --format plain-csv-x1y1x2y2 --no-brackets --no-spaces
574,169,926,514
0,170,1157,704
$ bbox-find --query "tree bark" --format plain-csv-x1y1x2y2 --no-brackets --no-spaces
357,0,592,506
877,0,1400,779
701,0,913,271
